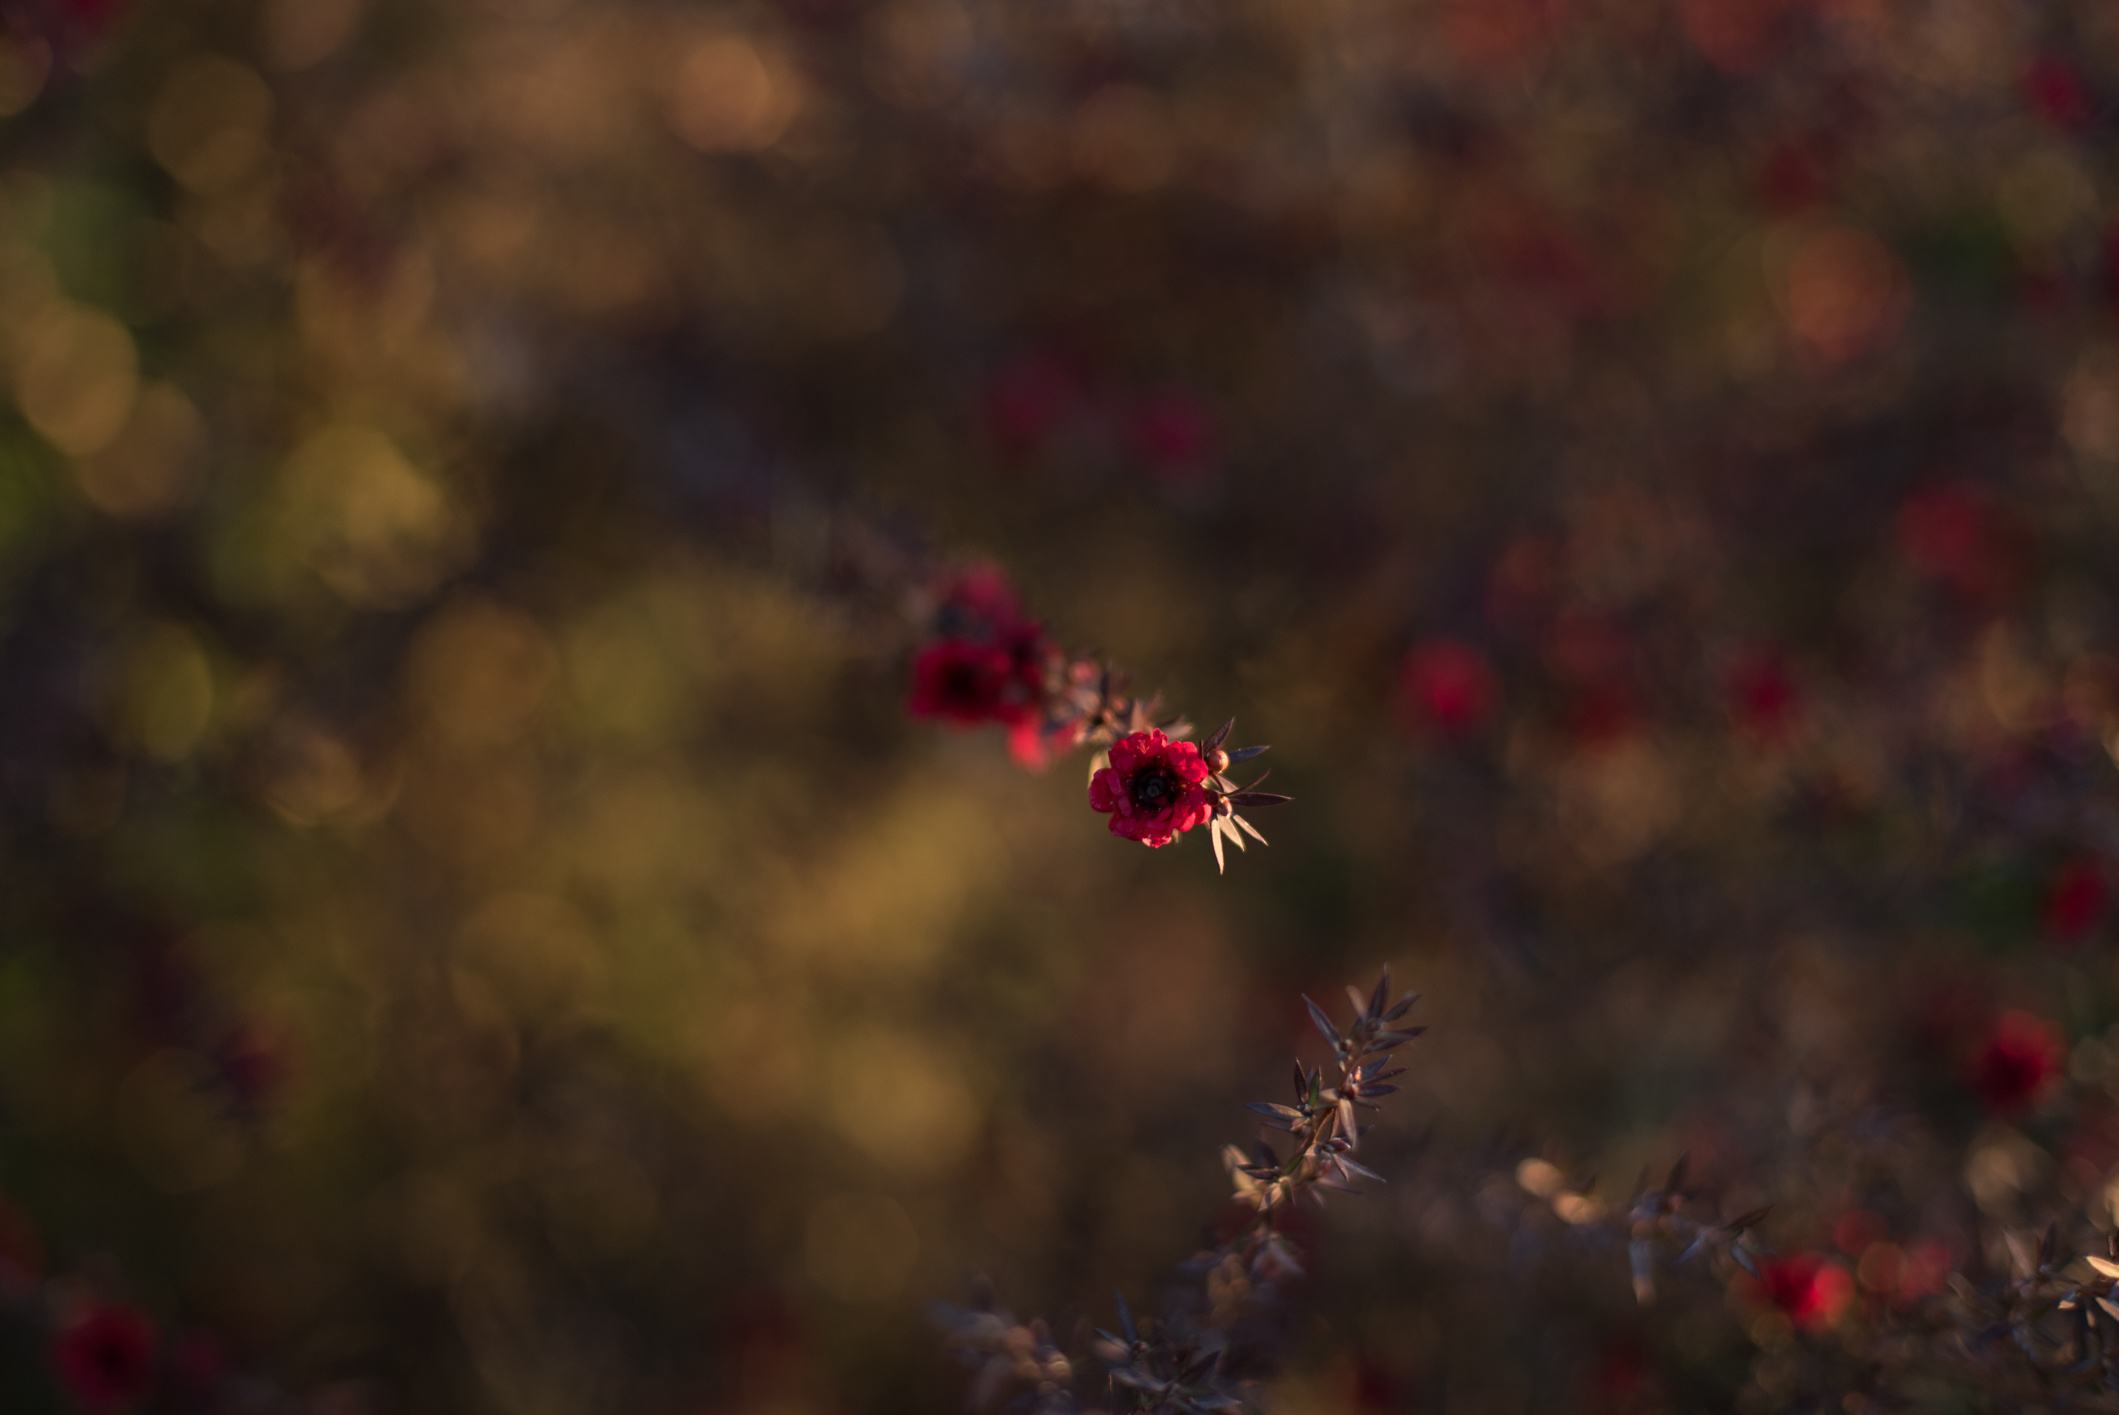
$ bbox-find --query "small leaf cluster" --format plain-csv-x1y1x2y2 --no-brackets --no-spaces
938,969,1416,1414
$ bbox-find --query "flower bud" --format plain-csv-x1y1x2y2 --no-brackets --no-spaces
1207,748,1230,773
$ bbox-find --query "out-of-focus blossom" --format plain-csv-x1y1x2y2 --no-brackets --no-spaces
1124,390,1214,484
53,1305,158,1411
908,636,1041,727
935,565,1023,632
2023,56,2094,134
1396,638,1499,739
1897,484,2016,603
2041,857,2108,944
1967,1011,2065,1115
1756,1253,1853,1330
1726,649,1800,745
983,356,1079,456
1088,729,1213,847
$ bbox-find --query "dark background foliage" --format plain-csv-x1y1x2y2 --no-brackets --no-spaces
1,0,2118,1410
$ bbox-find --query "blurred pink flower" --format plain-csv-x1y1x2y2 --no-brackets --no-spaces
1726,649,1800,745
1396,639,1499,738
2042,857,2108,944
1757,1253,1852,1330
1125,391,1214,483
1968,1011,2064,1115
2023,56,2093,133
53,1305,157,1411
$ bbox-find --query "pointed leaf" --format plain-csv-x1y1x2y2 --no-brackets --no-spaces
1202,718,1235,754
1228,745,1270,763
1116,1290,1137,1345
1211,817,1227,873
1370,968,1392,1020
1234,814,1269,846
1384,992,1421,1021
2088,1256,2119,1280
1303,996,1339,1048
1247,1102,1305,1121
1229,792,1293,808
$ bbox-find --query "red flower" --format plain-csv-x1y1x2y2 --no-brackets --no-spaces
1088,729,1215,848
1968,1011,2064,1115
936,566,1022,630
53,1305,157,1411
2024,55,2093,133
1757,1253,1852,1330
1396,639,1498,738
1727,649,1800,745
1125,391,1214,483
2043,857,2109,944
908,630,1045,729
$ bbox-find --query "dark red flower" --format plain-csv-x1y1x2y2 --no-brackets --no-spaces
908,629,1045,729
1125,391,1214,483
53,1305,157,1411
1968,1011,2064,1115
1757,1253,1852,1330
1088,729,1215,848
936,566,1022,631
1396,639,1499,738
983,356,1080,456
1727,649,1800,744
2043,857,2109,944
2024,55,2093,133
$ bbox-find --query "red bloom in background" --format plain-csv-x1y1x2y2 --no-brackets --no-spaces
983,356,1079,456
2024,55,2093,133
53,1305,157,1411
1727,649,1800,745
1758,1253,1852,1330
1896,483,2019,603
936,566,1022,630
1968,1011,2064,1115
1088,729,1214,847
2042,857,2109,944
1126,390,1214,484
1396,639,1499,738
908,635,1044,728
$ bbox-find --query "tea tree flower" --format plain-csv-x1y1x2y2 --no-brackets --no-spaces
53,1304,157,1411
1088,728,1214,847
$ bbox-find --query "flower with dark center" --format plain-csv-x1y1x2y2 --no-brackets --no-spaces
909,635,1044,728
1089,729,1214,847
53,1304,157,1411
1967,1011,2063,1115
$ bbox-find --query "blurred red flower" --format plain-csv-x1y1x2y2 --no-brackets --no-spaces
1125,390,1214,484
1758,1253,1853,1330
983,356,1079,456
1396,639,1498,738
2042,857,2109,944
1968,1011,2064,1115
936,565,1022,629
1896,484,2017,602
1727,649,1800,744
1088,729,1214,847
908,633,1045,729
53,1305,157,1411
2023,56,2093,133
